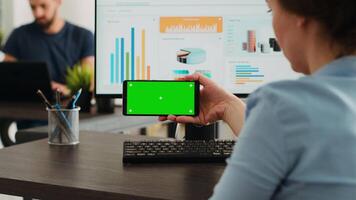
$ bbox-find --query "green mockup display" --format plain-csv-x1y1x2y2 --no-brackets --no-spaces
123,80,199,116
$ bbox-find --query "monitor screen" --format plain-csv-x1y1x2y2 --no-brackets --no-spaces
95,0,299,97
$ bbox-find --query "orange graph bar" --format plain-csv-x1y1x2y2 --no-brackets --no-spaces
136,56,140,80
160,17,223,33
147,65,151,80
141,30,146,79
236,80,264,84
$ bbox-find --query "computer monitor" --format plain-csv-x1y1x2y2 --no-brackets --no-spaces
95,0,299,98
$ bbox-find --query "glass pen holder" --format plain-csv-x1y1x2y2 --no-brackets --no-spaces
47,107,80,145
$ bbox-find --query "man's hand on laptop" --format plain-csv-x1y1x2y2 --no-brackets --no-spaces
51,81,70,96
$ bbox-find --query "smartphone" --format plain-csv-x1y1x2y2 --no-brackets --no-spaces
123,80,199,116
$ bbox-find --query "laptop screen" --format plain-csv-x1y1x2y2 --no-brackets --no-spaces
0,62,53,102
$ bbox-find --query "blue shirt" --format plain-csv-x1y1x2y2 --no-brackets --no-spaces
211,56,356,200
3,22,94,84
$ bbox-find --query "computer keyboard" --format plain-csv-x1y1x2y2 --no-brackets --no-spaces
123,140,235,163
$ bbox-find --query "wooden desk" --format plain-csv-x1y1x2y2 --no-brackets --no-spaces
0,102,160,146
0,102,121,121
0,102,47,120
0,102,158,132
0,132,225,200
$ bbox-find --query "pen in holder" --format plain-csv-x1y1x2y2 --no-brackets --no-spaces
47,107,80,145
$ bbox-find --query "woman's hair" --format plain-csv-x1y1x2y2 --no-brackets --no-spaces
278,0,356,55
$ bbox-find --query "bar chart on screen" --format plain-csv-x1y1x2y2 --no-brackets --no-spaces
96,15,157,88
108,27,152,85
224,16,279,57
235,64,264,85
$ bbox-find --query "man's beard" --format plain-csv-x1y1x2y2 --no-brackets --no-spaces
35,12,56,30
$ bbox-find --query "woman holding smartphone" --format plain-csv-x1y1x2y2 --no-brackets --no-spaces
160,0,356,199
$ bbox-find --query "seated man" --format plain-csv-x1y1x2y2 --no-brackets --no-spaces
0,0,94,147
3,0,94,95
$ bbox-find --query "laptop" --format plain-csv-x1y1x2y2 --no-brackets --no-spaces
0,62,54,102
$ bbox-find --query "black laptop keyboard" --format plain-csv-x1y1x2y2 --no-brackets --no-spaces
123,140,235,163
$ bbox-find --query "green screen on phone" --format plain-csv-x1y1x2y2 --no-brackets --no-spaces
123,81,198,116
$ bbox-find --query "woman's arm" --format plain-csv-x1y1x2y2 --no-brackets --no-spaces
210,90,287,199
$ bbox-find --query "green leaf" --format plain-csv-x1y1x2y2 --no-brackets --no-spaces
65,63,93,95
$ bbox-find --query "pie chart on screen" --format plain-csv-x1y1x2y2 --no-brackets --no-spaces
176,48,207,65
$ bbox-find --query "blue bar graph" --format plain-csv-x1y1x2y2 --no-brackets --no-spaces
115,38,119,83
109,27,150,84
110,53,115,84
235,65,264,77
236,75,264,77
236,66,259,70
236,68,259,70
121,38,125,83
131,28,135,80
236,70,259,73
235,64,264,84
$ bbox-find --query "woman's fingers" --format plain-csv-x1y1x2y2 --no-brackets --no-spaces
175,116,203,125
162,115,203,125
158,116,168,121
182,73,213,87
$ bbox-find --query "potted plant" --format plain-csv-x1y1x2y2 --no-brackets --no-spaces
66,64,93,112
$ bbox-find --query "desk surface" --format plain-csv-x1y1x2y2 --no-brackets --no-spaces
0,101,159,133
0,132,225,200
0,102,103,120
0,102,47,120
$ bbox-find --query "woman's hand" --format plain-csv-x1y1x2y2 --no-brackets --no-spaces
159,73,246,135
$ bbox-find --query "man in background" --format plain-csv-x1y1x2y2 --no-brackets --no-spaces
0,0,94,147
3,0,94,95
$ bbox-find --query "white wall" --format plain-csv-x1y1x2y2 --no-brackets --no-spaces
12,0,34,28
60,0,95,32
1,0,16,39
1,0,95,40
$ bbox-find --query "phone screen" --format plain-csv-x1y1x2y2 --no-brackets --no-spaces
123,80,199,116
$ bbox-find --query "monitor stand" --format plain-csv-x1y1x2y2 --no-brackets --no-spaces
167,122,218,140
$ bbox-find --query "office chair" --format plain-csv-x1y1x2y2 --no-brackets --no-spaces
0,120,17,147
0,120,48,147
